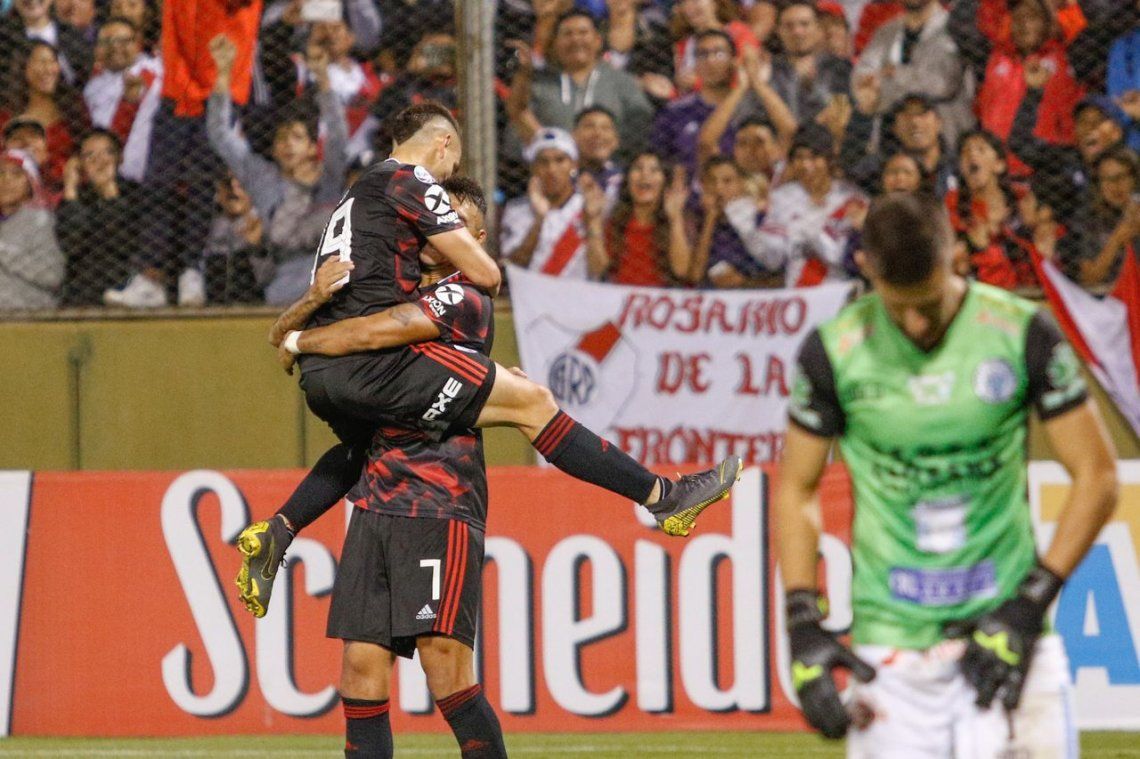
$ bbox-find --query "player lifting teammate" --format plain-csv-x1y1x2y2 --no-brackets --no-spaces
235,103,741,619
324,179,505,758
776,192,1118,757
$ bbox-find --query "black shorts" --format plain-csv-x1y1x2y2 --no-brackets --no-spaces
327,508,484,658
299,343,496,446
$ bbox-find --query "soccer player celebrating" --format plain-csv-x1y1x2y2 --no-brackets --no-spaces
776,192,1118,756
322,178,505,759
236,167,740,619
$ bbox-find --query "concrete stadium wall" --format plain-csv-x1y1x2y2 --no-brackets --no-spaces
1,307,1136,471
0,310,531,471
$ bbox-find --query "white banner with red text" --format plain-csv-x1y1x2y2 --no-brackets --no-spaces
506,266,854,466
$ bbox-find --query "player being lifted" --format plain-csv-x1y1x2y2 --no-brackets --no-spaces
322,178,506,759
235,108,740,616
775,192,1118,757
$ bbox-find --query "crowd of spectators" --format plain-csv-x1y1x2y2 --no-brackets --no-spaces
0,0,1138,311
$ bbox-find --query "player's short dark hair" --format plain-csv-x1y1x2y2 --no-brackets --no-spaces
554,9,599,35
101,15,139,35
574,105,616,127
862,192,951,286
389,101,460,146
694,29,737,55
80,127,123,156
441,175,486,217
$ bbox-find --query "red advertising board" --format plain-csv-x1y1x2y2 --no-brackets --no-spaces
1,465,854,736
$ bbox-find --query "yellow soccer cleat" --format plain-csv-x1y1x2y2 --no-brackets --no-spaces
649,455,743,537
234,516,293,618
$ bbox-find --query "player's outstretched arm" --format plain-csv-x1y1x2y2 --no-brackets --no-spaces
268,259,354,347
425,227,502,296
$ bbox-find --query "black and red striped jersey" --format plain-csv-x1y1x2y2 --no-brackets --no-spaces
413,274,495,354
307,159,465,330
347,274,494,529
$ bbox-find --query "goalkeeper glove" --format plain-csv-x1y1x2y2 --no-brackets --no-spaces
786,589,876,739
947,562,1063,711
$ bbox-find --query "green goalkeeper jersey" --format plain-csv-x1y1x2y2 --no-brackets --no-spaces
788,282,1088,649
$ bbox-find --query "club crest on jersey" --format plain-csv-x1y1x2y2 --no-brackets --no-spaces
907,371,955,406
414,165,435,184
973,358,1017,404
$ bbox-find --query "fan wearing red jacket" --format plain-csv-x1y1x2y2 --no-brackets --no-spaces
950,0,1084,177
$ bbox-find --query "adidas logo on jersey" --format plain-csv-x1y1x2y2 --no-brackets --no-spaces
416,604,437,621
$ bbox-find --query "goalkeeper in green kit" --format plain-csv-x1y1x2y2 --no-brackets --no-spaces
775,192,1119,757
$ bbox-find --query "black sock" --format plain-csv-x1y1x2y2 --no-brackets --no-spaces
342,697,392,759
436,685,506,758
532,411,657,503
277,443,365,532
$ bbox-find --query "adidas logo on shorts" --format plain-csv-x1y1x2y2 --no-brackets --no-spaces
416,604,437,621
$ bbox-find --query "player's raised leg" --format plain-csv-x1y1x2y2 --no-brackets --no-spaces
234,513,294,618
235,443,367,616
476,363,742,536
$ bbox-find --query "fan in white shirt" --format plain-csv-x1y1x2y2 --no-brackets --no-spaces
725,123,866,288
500,127,608,281
82,17,161,182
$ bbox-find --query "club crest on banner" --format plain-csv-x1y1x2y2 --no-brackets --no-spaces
527,317,640,435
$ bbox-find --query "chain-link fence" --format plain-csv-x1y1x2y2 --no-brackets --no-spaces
0,0,1136,314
